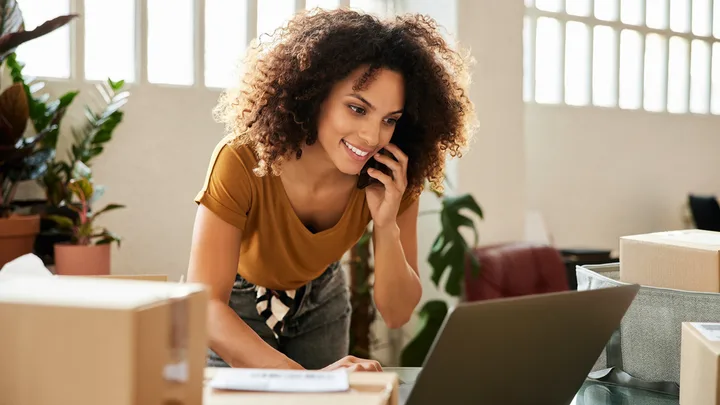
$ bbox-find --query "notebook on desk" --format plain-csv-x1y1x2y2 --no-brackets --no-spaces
397,284,639,405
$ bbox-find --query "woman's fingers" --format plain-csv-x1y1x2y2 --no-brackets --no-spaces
367,168,395,190
321,356,382,372
373,152,402,180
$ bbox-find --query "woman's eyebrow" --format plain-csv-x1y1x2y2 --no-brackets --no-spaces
348,93,403,115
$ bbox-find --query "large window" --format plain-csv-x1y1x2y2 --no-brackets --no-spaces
525,0,720,114
13,0,390,89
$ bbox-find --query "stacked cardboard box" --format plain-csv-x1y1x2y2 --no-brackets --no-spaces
620,229,720,292
620,229,720,403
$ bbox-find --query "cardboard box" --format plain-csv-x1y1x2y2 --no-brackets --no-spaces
203,368,399,405
680,322,720,405
620,229,720,292
0,275,208,405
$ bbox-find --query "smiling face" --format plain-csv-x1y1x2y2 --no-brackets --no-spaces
314,65,405,175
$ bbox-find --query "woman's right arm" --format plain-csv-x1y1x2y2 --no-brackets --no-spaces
186,204,304,370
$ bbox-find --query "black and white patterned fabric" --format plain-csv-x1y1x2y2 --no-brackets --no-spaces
254,287,298,339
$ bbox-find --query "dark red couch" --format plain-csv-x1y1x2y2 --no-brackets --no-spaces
464,242,569,302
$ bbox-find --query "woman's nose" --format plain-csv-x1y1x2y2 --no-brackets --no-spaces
357,123,381,147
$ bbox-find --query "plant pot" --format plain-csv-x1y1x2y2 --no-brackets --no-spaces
0,214,41,269
54,243,111,276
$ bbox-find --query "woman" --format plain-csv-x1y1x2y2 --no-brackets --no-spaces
187,7,475,372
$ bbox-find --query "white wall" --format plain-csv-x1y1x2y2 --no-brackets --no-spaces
456,0,526,245
526,104,720,253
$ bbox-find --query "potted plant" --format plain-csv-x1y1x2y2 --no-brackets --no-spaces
1,1,127,265
0,0,77,268
0,83,46,266
4,53,129,264
47,164,124,275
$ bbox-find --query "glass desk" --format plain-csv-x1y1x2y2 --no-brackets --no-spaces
386,367,679,405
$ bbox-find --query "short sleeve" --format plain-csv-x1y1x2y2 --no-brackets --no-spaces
194,141,253,231
398,187,421,217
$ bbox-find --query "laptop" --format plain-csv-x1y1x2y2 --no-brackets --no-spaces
398,284,639,405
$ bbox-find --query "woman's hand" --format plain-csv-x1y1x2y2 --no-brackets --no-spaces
321,355,383,372
365,143,408,228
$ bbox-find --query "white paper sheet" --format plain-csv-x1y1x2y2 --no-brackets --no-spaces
208,368,350,393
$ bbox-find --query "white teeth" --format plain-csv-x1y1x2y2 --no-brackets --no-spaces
343,140,368,157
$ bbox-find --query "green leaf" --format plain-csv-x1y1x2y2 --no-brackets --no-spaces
444,243,466,296
92,130,112,144
89,146,103,156
58,90,79,108
445,210,478,245
424,192,484,297
92,203,125,218
443,194,484,220
428,233,449,287
69,178,93,200
358,227,371,245
68,79,128,171
108,78,125,91
94,229,122,247
46,214,75,230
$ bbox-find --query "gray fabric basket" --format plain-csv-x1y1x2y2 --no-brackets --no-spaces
576,263,720,395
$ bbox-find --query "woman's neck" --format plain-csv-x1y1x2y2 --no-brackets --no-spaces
281,143,355,192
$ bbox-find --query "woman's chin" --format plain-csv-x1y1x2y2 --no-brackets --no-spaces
329,153,366,175
336,165,363,176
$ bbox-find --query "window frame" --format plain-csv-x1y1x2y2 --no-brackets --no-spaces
524,0,719,115
28,0,377,89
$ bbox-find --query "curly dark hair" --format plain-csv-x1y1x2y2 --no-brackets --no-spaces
213,8,477,196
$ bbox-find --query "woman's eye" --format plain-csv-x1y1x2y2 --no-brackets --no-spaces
384,118,398,126
349,105,366,115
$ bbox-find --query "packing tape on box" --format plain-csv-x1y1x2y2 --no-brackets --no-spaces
164,293,190,383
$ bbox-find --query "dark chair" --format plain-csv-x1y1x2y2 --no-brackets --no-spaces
464,242,569,302
688,194,720,232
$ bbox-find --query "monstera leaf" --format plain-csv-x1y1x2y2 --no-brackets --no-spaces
0,0,78,64
427,193,484,296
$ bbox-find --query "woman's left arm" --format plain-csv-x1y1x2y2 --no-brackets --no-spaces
372,199,422,329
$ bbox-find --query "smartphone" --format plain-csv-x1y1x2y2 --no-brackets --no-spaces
357,148,397,189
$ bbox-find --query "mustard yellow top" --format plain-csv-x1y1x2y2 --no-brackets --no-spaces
195,139,418,290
